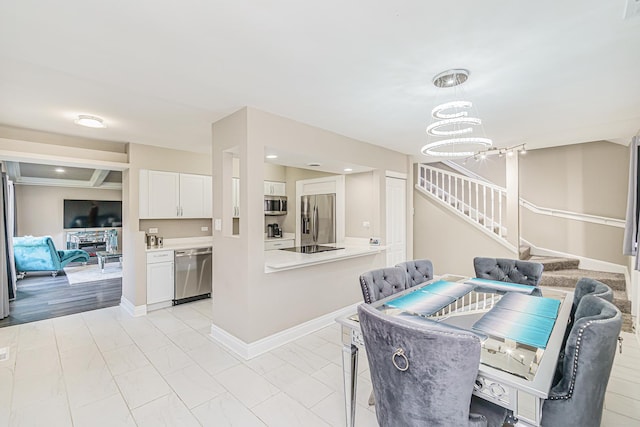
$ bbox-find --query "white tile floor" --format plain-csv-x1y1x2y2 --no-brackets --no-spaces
0,301,638,426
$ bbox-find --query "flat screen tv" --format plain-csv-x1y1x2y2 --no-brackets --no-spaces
64,200,122,229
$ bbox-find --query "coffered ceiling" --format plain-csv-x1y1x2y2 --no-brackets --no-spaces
1,1,639,160
4,161,122,189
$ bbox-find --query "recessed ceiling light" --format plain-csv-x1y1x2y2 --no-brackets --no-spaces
54,168,65,173
344,168,353,172
307,162,321,167
74,115,106,128
265,154,278,159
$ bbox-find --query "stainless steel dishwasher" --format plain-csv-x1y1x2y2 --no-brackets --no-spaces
173,246,212,305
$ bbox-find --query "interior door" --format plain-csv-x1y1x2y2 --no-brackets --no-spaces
386,176,406,266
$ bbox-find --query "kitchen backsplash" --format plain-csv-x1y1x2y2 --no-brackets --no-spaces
140,218,213,238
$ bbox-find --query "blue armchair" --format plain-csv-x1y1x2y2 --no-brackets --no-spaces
13,235,89,277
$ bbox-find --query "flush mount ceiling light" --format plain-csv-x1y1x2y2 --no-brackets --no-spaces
421,69,492,158
74,115,106,128
343,168,353,172
54,168,65,173
265,154,278,159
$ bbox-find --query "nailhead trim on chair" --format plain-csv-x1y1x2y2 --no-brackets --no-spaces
548,320,593,400
360,276,372,304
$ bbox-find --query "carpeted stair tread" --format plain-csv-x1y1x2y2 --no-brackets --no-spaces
539,268,626,291
529,256,580,272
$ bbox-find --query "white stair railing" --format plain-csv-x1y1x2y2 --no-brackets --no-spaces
417,164,508,239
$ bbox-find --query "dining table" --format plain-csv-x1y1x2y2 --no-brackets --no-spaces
336,274,573,427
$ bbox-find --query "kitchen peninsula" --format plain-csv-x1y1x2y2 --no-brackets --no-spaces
264,240,384,272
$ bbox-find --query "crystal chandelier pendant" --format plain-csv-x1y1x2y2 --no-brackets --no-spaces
421,70,492,157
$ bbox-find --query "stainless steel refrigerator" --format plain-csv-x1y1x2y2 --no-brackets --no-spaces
300,193,336,246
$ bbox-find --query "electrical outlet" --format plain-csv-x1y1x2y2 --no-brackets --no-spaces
149,227,158,234
362,221,370,228
201,226,209,231
0,346,9,362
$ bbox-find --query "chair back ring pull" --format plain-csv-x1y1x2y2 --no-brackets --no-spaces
392,348,409,371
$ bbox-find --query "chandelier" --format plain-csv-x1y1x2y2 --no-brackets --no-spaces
421,69,493,157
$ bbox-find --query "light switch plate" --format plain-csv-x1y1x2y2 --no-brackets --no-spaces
214,219,222,231
149,227,158,234
201,226,209,231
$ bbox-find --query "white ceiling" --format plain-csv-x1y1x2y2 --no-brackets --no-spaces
1,1,640,161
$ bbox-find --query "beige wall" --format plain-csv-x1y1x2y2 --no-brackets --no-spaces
521,209,626,265
264,163,286,182
14,185,122,249
345,171,377,238
139,219,213,239
520,141,627,218
413,191,517,277
212,107,410,343
0,124,127,154
518,141,627,264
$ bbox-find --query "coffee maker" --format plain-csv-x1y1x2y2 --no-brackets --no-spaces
267,223,282,238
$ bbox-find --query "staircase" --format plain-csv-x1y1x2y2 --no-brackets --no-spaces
524,253,633,332
417,163,634,332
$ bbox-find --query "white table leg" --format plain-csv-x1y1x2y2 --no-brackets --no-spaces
98,256,105,273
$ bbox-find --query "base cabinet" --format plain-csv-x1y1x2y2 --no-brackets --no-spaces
146,251,174,305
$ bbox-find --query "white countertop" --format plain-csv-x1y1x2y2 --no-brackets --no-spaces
146,236,213,252
264,232,295,242
264,243,385,273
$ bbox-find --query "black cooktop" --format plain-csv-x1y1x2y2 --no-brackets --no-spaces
280,245,343,254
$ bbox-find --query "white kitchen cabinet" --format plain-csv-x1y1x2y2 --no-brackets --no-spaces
232,177,240,218
180,173,212,217
264,238,294,250
146,250,174,305
264,181,286,196
140,170,212,218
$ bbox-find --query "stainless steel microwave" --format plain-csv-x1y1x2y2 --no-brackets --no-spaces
264,195,287,215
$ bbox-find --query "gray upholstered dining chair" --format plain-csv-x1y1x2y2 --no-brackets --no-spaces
395,259,434,288
357,303,507,427
358,266,408,405
359,266,407,304
473,257,544,286
541,295,622,427
571,277,613,319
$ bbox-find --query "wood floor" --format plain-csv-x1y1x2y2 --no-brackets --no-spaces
0,267,122,328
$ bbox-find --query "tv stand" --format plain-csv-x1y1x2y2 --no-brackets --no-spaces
66,229,118,256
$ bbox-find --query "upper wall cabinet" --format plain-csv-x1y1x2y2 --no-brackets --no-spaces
140,170,212,219
264,180,286,196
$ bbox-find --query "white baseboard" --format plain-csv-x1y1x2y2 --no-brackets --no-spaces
120,296,147,317
210,302,360,360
